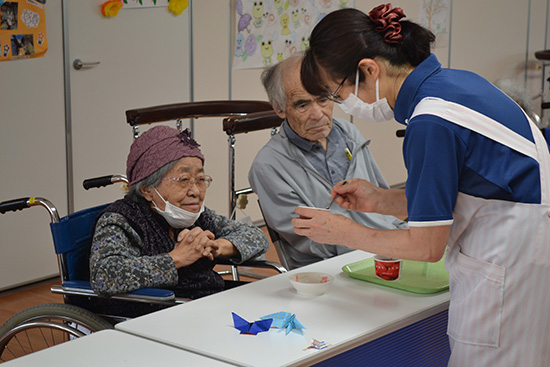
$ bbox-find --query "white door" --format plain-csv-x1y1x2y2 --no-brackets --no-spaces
0,0,65,290
67,1,191,211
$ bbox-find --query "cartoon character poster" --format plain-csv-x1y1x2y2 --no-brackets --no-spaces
0,0,47,61
418,0,450,48
233,0,353,70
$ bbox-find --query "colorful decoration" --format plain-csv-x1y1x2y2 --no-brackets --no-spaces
303,339,330,351
232,313,273,335
233,0,354,70
418,0,450,48
0,0,48,62
100,0,187,17
260,311,306,335
101,0,123,17
168,0,188,15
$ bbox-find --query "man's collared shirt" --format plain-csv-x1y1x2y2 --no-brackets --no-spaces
283,121,350,184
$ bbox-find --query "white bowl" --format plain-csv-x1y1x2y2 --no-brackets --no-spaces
289,272,334,296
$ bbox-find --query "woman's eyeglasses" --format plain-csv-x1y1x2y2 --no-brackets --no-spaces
163,175,213,191
326,74,350,104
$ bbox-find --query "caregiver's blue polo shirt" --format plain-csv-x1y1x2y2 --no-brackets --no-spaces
394,54,542,226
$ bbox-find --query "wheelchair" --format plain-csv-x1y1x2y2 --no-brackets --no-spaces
0,174,285,363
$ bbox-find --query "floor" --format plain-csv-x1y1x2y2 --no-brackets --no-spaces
0,226,281,326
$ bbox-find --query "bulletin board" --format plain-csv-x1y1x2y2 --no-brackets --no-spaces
0,0,47,61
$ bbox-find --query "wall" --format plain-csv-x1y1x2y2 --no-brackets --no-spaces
0,0,193,290
0,0,66,290
1,0,548,290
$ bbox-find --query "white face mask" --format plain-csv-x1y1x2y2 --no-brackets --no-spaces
338,69,394,122
152,188,204,228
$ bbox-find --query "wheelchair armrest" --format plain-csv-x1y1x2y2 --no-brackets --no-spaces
217,258,287,274
52,280,179,304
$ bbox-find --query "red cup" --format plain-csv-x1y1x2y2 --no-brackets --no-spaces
374,256,402,281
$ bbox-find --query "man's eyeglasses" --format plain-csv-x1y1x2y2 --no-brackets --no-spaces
163,175,213,191
326,74,350,104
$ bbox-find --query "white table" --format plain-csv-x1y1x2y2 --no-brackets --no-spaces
2,329,233,366
116,251,451,367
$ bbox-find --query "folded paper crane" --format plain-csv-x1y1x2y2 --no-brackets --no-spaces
232,312,273,335
260,311,306,335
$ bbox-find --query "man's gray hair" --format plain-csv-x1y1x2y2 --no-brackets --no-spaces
261,53,304,112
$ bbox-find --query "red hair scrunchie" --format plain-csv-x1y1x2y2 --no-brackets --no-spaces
368,3,406,44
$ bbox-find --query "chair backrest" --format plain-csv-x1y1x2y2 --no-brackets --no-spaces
257,200,292,271
222,110,283,135
49,203,109,282
222,111,284,219
126,100,274,139
221,111,290,269
125,100,277,219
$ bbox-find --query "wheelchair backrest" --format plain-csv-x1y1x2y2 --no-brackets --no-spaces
49,203,110,282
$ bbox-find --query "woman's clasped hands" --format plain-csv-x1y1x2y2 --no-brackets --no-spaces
170,227,238,268
168,227,216,268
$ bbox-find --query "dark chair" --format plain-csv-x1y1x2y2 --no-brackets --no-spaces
257,200,293,271
0,189,181,362
125,101,287,280
223,110,285,219
222,111,294,271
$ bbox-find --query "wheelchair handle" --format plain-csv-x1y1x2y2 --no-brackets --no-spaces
0,197,31,214
0,197,60,222
83,174,129,190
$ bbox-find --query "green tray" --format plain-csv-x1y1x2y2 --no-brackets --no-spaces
342,256,449,294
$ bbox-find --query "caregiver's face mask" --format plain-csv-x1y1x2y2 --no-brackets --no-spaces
153,188,204,228
338,69,394,122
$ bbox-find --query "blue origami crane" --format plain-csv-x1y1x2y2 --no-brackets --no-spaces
232,312,273,335
260,311,306,335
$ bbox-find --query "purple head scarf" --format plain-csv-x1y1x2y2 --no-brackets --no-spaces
126,126,204,185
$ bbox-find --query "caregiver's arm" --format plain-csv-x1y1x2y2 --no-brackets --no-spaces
292,207,449,262
332,178,407,217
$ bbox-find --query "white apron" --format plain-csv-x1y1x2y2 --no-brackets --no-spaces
411,97,550,366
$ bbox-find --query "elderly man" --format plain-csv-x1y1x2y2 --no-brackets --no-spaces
248,54,407,269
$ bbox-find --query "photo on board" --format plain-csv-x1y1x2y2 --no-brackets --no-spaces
0,2,18,30
11,34,34,56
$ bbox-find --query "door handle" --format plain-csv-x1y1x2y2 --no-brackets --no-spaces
73,59,100,70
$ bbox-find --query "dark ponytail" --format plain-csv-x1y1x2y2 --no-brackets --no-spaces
301,7,435,96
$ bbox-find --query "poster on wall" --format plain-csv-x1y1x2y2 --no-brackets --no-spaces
417,0,450,48
233,0,353,70
0,0,47,62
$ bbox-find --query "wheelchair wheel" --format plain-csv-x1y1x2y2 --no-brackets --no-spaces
0,303,113,363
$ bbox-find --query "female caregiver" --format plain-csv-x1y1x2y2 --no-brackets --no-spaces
293,4,550,366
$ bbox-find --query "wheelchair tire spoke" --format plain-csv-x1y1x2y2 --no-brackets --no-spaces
0,303,113,363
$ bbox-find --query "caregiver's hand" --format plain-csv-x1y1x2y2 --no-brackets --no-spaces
332,179,408,217
331,179,382,213
292,206,357,245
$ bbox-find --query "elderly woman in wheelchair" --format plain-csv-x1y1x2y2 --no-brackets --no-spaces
90,126,270,301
